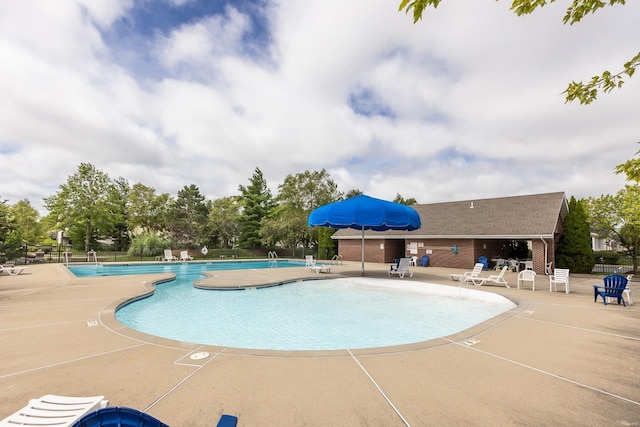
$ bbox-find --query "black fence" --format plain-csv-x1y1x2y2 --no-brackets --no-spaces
592,254,636,274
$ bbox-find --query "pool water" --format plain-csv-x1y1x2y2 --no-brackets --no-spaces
69,259,299,277
112,273,515,351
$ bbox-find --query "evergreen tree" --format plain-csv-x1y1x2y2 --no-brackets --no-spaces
556,196,595,273
238,168,275,248
168,184,209,247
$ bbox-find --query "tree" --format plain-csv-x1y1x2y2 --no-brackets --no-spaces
127,183,171,233
586,186,640,272
10,199,42,245
398,0,637,104
614,143,640,183
108,177,130,251
344,189,363,199
43,163,120,252
238,168,275,248
167,184,209,247
555,196,595,273
393,193,417,205
208,196,241,249
264,169,343,255
0,197,18,262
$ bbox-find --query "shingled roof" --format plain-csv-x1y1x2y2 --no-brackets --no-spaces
332,192,568,240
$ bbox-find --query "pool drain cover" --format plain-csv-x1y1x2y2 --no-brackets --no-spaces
190,352,210,360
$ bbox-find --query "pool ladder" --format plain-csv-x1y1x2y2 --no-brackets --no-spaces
267,251,278,267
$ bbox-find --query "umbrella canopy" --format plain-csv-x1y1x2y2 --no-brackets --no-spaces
308,195,421,274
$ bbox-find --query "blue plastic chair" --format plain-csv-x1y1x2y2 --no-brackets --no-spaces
478,256,488,271
418,255,429,267
593,274,628,307
74,407,169,426
74,407,238,427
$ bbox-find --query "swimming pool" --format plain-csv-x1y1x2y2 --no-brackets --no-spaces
116,278,514,350
70,262,515,351
69,259,300,277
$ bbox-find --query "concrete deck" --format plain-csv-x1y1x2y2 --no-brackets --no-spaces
0,262,638,426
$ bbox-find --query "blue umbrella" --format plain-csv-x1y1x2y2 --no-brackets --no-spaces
308,195,421,274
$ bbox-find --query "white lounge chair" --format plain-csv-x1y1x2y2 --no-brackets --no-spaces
468,266,510,287
549,268,570,293
450,263,484,282
311,264,331,273
518,269,536,290
162,249,177,261
0,265,26,275
389,257,413,278
486,266,510,287
0,394,108,426
179,250,193,261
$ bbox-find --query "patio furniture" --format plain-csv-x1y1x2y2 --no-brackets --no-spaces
0,265,26,275
517,269,536,290
549,268,570,293
594,274,628,307
162,249,177,261
469,266,510,287
418,255,429,267
305,255,316,270
478,256,489,270
180,250,193,261
450,263,484,282
0,394,108,427
410,256,418,266
389,257,413,278
312,264,331,273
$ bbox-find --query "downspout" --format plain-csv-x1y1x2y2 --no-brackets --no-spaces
540,236,548,273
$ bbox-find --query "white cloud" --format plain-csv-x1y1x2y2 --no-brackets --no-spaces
0,0,638,215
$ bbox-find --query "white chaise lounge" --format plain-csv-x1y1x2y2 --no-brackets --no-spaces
0,394,108,427
389,257,413,278
450,263,484,283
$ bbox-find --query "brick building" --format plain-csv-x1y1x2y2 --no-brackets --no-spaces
332,192,568,274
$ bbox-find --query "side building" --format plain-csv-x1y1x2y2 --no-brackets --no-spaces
332,192,568,274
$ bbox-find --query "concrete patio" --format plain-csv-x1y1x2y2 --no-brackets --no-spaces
0,262,638,426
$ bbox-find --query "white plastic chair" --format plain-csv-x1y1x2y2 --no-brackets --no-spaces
549,268,570,294
305,255,316,270
410,256,418,266
518,269,536,290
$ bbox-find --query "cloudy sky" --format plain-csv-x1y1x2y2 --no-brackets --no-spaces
1,0,638,214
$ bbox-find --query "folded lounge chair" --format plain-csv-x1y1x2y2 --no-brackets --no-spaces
450,263,484,282
389,257,413,278
0,394,108,427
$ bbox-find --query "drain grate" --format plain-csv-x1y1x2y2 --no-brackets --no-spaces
190,352,210,360
87,320,98,327
459,338,480,346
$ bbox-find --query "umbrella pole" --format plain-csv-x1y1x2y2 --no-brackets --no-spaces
361,226,365,275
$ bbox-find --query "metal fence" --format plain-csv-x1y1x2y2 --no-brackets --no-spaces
592,255,635,274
